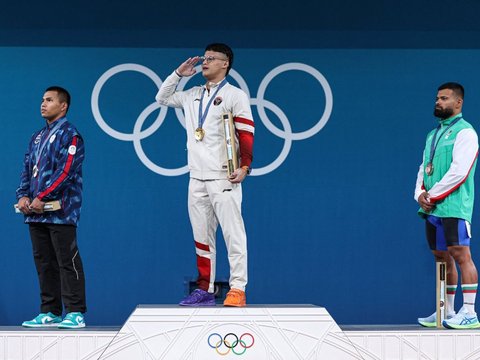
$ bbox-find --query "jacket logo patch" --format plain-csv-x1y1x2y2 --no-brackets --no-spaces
49,134,56,143
34,134,41,144
68,145,77,155
214,96,223,106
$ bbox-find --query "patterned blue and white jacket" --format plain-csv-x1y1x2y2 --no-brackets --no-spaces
16,117,85,225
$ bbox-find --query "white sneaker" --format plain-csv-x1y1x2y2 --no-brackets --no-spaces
418,311,454,328
442,306,480,329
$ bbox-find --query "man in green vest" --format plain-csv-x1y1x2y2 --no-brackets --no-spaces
416,82,480,329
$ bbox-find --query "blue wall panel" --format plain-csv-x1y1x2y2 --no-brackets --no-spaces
1,47,479,326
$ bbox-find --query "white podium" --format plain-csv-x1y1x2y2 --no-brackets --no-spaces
2,308,480,359
98,304,363,359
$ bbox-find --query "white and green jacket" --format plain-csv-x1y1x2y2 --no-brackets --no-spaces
414,113,478,223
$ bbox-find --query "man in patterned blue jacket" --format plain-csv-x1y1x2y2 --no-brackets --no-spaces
16,86,87,329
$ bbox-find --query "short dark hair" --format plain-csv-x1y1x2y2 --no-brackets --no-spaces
45,86,71,111
438,82,464,99
205,43,234,75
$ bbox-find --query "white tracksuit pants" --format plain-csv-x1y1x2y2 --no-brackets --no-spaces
188,178,248,293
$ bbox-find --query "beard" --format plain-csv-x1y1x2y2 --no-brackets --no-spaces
434,107,454,119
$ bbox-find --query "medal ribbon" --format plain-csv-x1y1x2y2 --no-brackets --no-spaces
428,115,462,165
198,79,227,129
34,117,67,168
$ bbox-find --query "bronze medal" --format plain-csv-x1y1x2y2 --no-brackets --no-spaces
425,163,433,176
195,128,205,141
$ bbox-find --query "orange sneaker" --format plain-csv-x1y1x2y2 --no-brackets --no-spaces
223,289,246,307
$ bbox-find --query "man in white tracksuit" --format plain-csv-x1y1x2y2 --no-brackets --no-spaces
156,43,254,307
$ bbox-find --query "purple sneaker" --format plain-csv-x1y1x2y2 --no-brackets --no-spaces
179,289,216,306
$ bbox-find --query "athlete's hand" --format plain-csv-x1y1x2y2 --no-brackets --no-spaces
17,196,32,214
228,167,248,184
176,57,202,77
29,197,45,214
418,192,435,212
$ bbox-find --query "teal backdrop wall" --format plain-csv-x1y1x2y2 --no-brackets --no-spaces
1,47,480,325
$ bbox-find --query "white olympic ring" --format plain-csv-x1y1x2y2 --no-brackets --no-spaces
91,62,333,176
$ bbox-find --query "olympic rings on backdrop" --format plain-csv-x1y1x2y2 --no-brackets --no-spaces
207,332,254,355
91,62,333,176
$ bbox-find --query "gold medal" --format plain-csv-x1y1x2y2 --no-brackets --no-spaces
425,163,434,176
195,128,205,141
32,165,39,178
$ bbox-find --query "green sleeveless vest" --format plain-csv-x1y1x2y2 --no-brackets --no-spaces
419,114,476,223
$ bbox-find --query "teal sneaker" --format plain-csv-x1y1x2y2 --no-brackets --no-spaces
443,307,480,329
57,312,85,329
22,312,62,328
418,311,454,328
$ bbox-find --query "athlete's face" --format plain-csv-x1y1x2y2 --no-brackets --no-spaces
41,91,68,123
434,89,462,119
201,51,229,82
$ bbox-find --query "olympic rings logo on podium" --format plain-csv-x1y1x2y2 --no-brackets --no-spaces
207,332,255,356
91,62,333,176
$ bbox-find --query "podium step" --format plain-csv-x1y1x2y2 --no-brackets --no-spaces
99,304,362,359
0,326,118,360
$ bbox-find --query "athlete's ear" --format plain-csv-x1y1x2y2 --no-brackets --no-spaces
456,97,463,110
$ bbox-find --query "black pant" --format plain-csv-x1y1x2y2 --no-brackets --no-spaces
29,223,87,315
